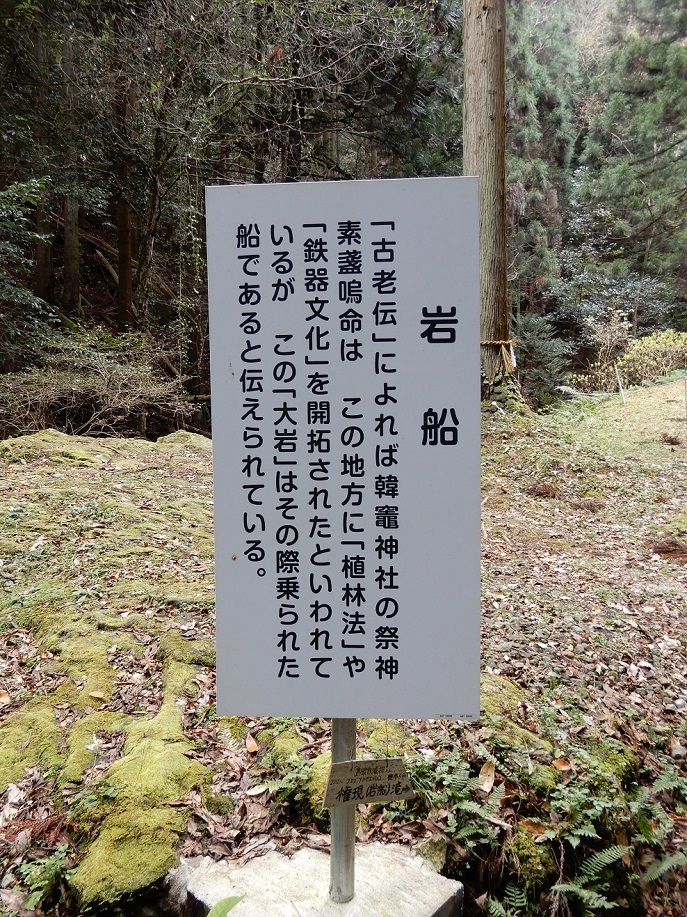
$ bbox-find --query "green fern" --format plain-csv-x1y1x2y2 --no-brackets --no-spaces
549,883,616,911
487,883,528,917
451,823,485,842
651,767,686,796
503,883,528,911
551,846,630,915
579,846,630,881
566,824,601,848
485,783,506,816
642,850,687,884
630,790,673,845
457,798,492,818
487,899,509,917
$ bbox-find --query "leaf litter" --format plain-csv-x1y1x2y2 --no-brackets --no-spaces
0,386,685,914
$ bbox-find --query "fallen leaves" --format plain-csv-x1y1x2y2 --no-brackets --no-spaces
519,818,550,838
245,734,259,754
477,759,496,794
1,386,686,914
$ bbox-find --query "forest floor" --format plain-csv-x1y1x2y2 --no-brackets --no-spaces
0,381,686,916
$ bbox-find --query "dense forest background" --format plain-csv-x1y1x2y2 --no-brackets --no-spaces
1,0,686,437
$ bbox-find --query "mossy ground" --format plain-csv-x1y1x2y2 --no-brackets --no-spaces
70,807,188,905
1,386,686,914
0,430,214,907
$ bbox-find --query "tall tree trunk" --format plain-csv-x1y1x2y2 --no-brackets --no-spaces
114,80,134,330
61,32,81,315
62,196,81,314
32,29,53,304
135,172,161,312
117,190,134,330
34,207,54,304
463,0,512,394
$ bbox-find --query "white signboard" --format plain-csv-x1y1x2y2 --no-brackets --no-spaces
206,177,480,719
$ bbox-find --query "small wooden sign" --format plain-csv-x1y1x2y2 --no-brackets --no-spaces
324,757,415,808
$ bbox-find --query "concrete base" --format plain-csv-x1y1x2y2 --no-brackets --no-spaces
169,843,462,917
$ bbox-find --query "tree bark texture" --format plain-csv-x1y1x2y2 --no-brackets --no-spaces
117,192,134,329
61,33,81,315
34,205,54,305
114,82,134,330
463,0,511,388
135,172,160,311
32,29,54,304
62,195,81,314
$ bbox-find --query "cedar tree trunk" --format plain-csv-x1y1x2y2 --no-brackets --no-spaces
463,0,511,391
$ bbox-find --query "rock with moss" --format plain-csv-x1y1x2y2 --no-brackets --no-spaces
155,430,212,453
307,752,332,823
126,661,197,746
68,653,209,905
0,699,63,791
481,674,527,719
579,740,640,788
70,807,187,905
60,712,132,786
258,726,304,765
361,719,415,757
510,830,556,892
415,834,448,873
107,737,208,805
55,634,123,710
0,430,105,466
158,630,215,666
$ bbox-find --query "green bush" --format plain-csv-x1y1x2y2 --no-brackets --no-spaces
572,330,687,393
618,330,687,386
0,179,57,371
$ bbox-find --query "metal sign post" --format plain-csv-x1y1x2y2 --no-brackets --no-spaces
329,718,356,902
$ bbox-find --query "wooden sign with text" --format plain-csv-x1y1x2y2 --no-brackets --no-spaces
324,757,414,807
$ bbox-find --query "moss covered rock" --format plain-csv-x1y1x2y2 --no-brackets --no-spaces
0,429,105,466
0,699,63,791
107,737,208,804
481,674,527,719
158,630,215,666
307,752,332,822
56,634,122,710
60,712,132,786
125,661,197,747
510,830,556,891
259,726,304,765
580,739,641,788
416,834,448,872
155,430,212,452
70,807,187,905
361,719,415,756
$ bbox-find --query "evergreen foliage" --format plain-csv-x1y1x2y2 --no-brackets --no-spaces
1,0,687,417
582,0,687,286
506,0,578,313
514,312,570,408
0,179,57,371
